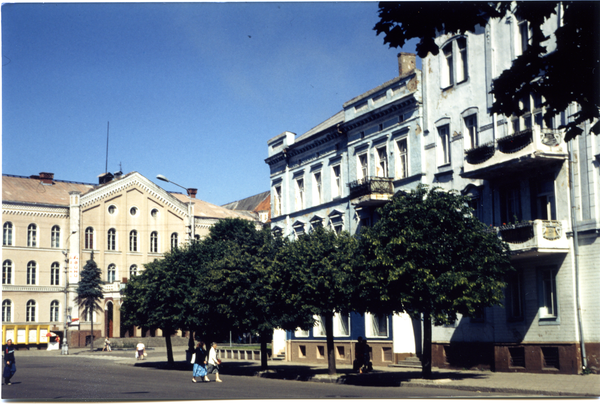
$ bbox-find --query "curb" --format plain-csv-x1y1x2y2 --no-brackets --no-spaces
400,381,595,397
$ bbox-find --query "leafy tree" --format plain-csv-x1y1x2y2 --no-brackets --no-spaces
272,226,360,375
75,254,104,352
374,1,600,141
357,185,512,379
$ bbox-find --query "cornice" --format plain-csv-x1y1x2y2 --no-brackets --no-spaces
81,172,188,217
2,285,64,293
265,129,345,167
343,96,418,132
2,203,69,219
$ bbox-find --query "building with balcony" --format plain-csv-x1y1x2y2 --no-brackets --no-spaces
420,7,599,374
2,171,251,348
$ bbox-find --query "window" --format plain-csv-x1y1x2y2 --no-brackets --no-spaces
313,315,326,337
376,147,388,177
108,205,117,215
292,222,305,238
438,125,451,165
51,262,60,286
51,225,60,248
295,178,304,210
531,177,556,220
129,230,138,252
313,172,322,206
358,153,368,180
171,233,178,250
151,208,159,218
130,264,138,278
27,261,37,285
332,165,342,199
294,328,309,338
465,186,483,222
539,267,558,320
366,313,388,337
107,228,116,251
50,300,60,322
2,300,11,322
506,270,524,321
85,227,94,249
107,264,116,283
3,222,13,246
130,207,138,216
150,231,158,253
273,185,282,217
334,313,350,337
441,37,468,88
27,223,37,247
516,20,529,57
84,310,96,322
2,260,12,285
396,139,408,179
26,300,36,322
500,185,522,224
464,114,478,149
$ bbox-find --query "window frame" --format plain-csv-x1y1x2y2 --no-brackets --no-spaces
107,228,117,251
51,262,61,286
313,171,322,206
50,300,60,322
27,223,38,247
107,264,117,283
333,313,350,337
464,114,479,149
376,146,388,178
51,225,61,248
395,138,408,179
365,313,389,338
3,222,13,246
171,233,178,250
130,264,138,278
2,299,12,322
150,231,158,253
357,153,368,180
26,299,36,322
85,227,94,250
438,124,451,166
331,165,342,199
506,269,524,321
27,261,37,285
129,230,138,252
539,267,559,321
440,36,468,89
2,260,12,285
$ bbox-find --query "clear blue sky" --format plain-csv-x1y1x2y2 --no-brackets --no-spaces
2,2,417,206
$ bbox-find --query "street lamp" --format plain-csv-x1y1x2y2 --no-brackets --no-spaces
61,230,77,355
157,175,195,243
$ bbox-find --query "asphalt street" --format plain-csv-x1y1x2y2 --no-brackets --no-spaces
1,355,525,400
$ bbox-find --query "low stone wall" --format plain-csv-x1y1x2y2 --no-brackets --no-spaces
91,336,191,349
217,348,270,361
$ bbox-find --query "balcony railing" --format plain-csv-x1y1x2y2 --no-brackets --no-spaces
465,141,495,165
348,177,394,200
495,220,569,256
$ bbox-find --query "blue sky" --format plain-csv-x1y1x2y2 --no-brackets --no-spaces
2,2,417,206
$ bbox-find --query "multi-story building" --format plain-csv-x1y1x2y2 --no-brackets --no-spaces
266,8,598,375
2,171,251,348
421,9,599,375
265,53,423,366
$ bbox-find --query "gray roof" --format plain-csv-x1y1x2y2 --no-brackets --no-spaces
222,191,270,211
295,110,344,143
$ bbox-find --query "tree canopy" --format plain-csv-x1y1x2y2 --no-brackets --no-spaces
75,254,104,351
374,1,600,141
357,185,513,378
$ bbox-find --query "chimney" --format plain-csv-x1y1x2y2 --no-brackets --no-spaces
39,172,54,185
187,188,198,198
398,52,416,77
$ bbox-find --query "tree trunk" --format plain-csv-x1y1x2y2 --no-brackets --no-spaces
165,331,174,363
422,312,433,379
90,304,94,352
260,332,269,370
325,313,336,375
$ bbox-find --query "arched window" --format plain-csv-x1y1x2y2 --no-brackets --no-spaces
2,300,11,322
2,260,12,285
171,233,178,250
85,227,94,249
150,231,158,253
51,225,60,248
3,222,13,246
27,261,37,285
107,228,116,251
51,262,60,286
26,300,36,322
107,264,116,283
129,230,138,252
50,300,60,322
130,264,137,278
27,223,37,247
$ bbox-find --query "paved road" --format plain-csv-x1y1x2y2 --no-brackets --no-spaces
1,355,525,400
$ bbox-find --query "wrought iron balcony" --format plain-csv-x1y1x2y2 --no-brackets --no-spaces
348,176,394,207
495,220,569,258
463,126,567,180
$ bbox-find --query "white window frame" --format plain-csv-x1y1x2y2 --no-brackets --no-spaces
150,231,158,253
331,165,342,199
295,178,305,211
440,36,468,89
171,232,179,249
129,230,138,252
51,262,60,286
85,227,95,250
50,300,60,322
2,299,12,322
539,267,558,320
464,114,478,149
357,153,368,180
3,222,13,246
333,313,350,337
395,138,408,179
273,185,282,217
26,300,36,322
130,264,138,278
438,124,451,166
27,223,37,247
107,228,117,251
313,171,322,206
2,260,12,285
375,146,388,178
313,315,326,337
294,328,309,338
51,225,61,248
365,313,389,338
107,264,117,283
27,261,37,285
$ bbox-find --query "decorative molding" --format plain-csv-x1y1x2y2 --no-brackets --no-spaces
2,285,64,293
2,203,69,219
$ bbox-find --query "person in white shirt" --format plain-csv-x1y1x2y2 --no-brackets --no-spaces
136,342,145,360
206,342,222,382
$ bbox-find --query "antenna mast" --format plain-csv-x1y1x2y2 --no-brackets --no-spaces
105,121,110,174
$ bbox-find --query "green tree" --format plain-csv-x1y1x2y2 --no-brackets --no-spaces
272,227,360,375
374,1,600,141
75,254,104,352
357,185,512,379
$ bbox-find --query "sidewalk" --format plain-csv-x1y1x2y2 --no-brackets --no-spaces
20,345,600,397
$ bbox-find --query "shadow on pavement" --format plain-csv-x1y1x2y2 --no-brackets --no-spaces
131,360,491,387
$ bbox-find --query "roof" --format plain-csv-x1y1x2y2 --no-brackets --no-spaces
222,191,270,212
172,193,253,220
2,174,95,206
295,110,344,143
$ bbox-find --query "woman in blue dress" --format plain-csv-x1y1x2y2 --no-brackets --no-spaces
192,341,207,383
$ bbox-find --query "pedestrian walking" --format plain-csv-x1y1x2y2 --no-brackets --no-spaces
136,342,145,360
206,342,222,382
103,337,111,352
191,341,208,383
3,339,16,385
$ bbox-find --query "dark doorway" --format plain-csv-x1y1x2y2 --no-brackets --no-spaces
105,301,113,338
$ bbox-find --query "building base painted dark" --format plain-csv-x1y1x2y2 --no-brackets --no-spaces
286,340,395,367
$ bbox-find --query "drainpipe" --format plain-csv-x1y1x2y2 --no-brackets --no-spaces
568,138,587,372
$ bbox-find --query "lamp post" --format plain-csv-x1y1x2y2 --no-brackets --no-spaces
61,231,77,355
156,175,194,243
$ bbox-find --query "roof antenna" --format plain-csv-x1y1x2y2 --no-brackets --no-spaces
105,121,110,174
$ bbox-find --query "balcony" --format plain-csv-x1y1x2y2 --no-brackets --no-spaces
462,126,567,180
348,176,394,207
496,220,569,258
